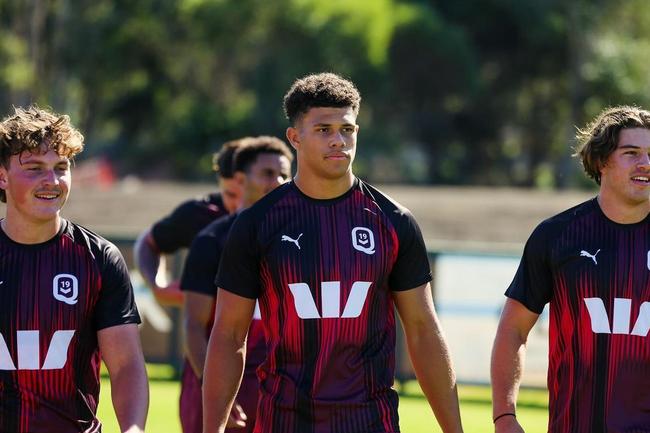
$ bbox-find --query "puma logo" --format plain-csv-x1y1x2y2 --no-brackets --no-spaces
580,249,601,265
281,233,303,250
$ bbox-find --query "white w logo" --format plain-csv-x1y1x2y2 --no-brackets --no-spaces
0,330,75,370
288,281,372,319
584,298,650,336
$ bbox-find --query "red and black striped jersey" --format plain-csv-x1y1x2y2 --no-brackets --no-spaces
216,178,432,433
0,219,140,433
506,198,650,433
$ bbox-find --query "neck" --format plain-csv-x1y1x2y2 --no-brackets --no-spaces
1,213,62,244
293,170,354,199
597,192,650,224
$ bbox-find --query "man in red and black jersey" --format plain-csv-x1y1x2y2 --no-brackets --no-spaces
133,140,243,307
0,106,148,433
133,139,245,433
202,73,463,433
180,136,293,433
491,106,650,433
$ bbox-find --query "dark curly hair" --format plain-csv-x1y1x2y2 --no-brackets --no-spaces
0,105,84,202
212,139,244,179
574,105,650,185
233,136,293,174
283,72,361,125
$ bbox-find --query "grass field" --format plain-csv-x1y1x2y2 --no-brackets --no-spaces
98,366,548,433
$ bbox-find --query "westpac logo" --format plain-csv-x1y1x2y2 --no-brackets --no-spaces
584,298,650,336
0,330,75,370
288,281,371,319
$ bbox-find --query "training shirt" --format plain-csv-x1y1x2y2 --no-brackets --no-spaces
151,192,227,253
0,219,140,433
216,178,432,433
180,213,266,373
506,198,650,433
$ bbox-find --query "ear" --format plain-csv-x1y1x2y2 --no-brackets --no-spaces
286,127,300,151
0,165,8,190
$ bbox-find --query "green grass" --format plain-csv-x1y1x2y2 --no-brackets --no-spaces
98,368,549,433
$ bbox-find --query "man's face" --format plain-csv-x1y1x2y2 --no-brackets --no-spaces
219,177,244,213
0,148,71,224
287,107,358,180
600,127,650,206
243,153,292,204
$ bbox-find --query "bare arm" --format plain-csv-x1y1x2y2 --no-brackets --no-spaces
393,283,463,433
490,298,539,433
183,291,215,378
203,289,256,433
133,229,183,306
98,324,149,433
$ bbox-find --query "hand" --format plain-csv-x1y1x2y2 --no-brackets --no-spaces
153,280,184,307
226,401,248,429
494,414,524,433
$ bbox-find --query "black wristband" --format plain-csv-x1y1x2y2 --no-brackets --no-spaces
493,412,516,423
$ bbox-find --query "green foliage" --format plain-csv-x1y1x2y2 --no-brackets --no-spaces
0,0,648,186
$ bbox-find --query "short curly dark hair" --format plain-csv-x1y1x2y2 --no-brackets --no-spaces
233,136,293,174
574,105,650,185
212,139,244,179
283,72,361,124
0,105,84,202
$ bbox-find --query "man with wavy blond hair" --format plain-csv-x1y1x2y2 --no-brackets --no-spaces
0,106,148,433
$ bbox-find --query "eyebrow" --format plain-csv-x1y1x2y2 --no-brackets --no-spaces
313,122,356,127
617,144,649,150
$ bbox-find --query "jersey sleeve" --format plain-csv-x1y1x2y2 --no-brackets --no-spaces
180,232,220,297
94,243,141,330
505,223,553,314
389,209,433,292
214,210,261,299
150,200,201,252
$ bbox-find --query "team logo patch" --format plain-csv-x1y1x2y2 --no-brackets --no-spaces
53,274,78,305
352,227,375,255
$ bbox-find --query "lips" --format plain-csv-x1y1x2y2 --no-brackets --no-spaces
631,175,650,185
324,152,349,160
34,190,61,200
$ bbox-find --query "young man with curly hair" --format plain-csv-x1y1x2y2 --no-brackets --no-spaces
202,73,463,433
0,106,148,433
491,105,650,432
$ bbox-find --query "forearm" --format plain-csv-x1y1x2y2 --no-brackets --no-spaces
109,360,149,433
406,321,463,433
134,230,162,290
490,329,526,417
184,322,209,379
202,331,246,433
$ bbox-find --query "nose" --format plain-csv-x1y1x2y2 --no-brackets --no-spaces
639,152,650,169
42,169,59,186
329,131,346,148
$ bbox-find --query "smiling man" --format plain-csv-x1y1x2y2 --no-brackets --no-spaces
491,105,650,433
0,106,148,433
202,73,463,433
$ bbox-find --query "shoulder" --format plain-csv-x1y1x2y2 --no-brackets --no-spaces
170,192,225,218
62,220,124,267
237,182,294,223
356,179,418,228
529,198,597,245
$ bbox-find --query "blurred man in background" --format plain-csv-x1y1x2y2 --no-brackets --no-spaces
133,140,243,307
181,136,293,433
0,106,148,433
492,105,650,432
134,140,244,431
202,72,463,433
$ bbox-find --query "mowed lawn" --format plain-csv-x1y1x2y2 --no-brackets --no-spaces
98,368,548,433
